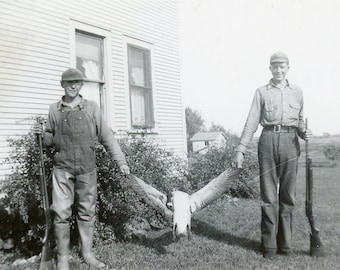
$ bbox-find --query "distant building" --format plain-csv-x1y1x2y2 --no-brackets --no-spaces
190,132,227,154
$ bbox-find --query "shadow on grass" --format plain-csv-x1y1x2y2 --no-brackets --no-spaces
134,230,173,255
134,218,261,255
192,218,261,253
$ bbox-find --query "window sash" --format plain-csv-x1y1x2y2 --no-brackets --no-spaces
130,86,154,128
76,32,104,82
128,45,154,128
75,31,104,108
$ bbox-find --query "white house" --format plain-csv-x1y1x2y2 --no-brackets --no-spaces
190,132,227,154
0,0,187,180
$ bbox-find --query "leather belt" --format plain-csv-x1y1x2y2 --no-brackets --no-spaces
264,125,297,133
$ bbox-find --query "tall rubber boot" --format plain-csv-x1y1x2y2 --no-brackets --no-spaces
55,223,70,270
77,220,105,268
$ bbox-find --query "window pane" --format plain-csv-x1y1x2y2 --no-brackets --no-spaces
131,87,146,126
130,87,154,127
129,47,151,88
81,82,101,107
76,32,103,81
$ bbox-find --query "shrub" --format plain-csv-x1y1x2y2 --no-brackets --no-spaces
188,144,259,199
323,143,340,161
1,116,55,256
95,137,190,242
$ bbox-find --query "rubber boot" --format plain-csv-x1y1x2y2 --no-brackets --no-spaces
77,220,105,268
55,223,70,270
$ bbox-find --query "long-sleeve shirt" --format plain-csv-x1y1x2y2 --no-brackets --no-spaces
236,80,305,154
43,96,127,168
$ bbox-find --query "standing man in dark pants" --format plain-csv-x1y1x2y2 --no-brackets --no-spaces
33,68,130,269
232,52,311,259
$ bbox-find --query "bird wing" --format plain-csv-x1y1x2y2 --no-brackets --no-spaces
124,174,173,218
190,168,240,213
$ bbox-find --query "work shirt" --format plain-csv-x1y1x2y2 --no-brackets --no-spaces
43,96,127,174
236,79,305,154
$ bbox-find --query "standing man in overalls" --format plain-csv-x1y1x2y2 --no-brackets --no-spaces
34,68,130,269
232,52,311,259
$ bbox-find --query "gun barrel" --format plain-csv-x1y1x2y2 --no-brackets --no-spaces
36,131,56,269
304,118,325,257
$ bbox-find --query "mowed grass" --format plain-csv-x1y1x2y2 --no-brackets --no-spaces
2,166,339,270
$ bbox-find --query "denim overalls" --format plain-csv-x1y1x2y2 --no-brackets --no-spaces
51,104,98,226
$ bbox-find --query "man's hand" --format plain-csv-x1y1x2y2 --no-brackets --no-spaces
301,129,312,141
119,165,130,175
231,151,244,169
32,123,43,136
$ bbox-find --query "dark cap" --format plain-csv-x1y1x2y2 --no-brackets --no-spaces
61,68,84,82
270,52,289,64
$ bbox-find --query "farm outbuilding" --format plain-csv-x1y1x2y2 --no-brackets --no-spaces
0,0,187,180
190,132,227,154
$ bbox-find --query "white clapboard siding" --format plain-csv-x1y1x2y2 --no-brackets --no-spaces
0,0,187,180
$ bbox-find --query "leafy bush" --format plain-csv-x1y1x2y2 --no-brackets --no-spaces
323,143,340,161
188,143,259,199
1,117,55,256
95,137,190,242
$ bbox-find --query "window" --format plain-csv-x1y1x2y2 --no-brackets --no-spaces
205,141,210,146
75,31,104,108
128,45,154,128
70,21,113,127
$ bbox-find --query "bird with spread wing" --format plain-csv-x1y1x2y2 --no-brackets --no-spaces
124,167,240,240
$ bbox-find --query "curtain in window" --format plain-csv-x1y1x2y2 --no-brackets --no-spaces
81,82,101,106
131,87,146,126
131,65,145,87
82,59,100,81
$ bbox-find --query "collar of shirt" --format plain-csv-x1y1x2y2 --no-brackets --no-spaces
57,95,85,111
267,79,293,91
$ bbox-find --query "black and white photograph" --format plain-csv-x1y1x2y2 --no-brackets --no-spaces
0,0,339,269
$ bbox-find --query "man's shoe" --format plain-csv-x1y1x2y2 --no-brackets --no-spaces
263,251,276,259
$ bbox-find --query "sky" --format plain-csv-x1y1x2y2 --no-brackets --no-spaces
177,0,340,136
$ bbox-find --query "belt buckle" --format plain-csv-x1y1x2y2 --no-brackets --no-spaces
273,125,281,133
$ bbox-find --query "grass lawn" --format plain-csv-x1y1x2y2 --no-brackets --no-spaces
1,167,339,270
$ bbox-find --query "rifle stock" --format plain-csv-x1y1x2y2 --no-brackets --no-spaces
37,132,56,270
305,118,325,257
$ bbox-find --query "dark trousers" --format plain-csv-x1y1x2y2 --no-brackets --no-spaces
258,130,300,252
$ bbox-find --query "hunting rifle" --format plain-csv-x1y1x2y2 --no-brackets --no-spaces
305,118,325,257
36,130,56,269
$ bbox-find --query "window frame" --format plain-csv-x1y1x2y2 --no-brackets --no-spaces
123,36,157,133
128,44,154,129
69,20,114,128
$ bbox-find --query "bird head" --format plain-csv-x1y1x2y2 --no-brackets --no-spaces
167,190,192,241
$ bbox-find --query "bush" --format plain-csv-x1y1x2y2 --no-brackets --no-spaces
1,116,55,256
323,143,340,161
95,137,190,242
188,144,259,199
